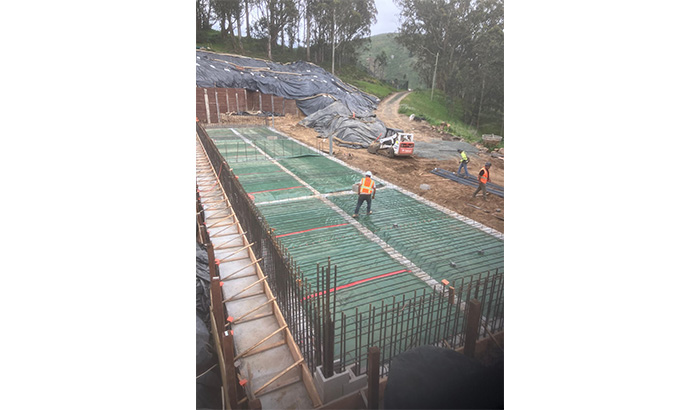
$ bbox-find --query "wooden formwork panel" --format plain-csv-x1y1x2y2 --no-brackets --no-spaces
260,94,271,112
196,88,208,122
247,90,261,112
208,88,221,123
197,87,299,123
282,99,299,117
226,89,248,113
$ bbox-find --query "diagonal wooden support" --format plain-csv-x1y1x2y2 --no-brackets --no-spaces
222,258,263,281
213,233,247,250
254,358,304,396
205,206,235,220
224,276,268,302
219,243,255,263
226,291,264,301
201,197,228,206
232,297,276,324
208,216,237,229
233,325,288,362
210,225,239,238
207,213,238,225
233,312,275,326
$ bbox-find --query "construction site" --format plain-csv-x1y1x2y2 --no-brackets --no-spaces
196,51,504,409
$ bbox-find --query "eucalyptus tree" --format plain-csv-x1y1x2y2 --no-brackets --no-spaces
255,0,300,59
211,0,244,51
196,0,213,42
308,0,376,70
396,0,503,131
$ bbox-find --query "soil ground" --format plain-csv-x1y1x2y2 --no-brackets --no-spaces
222,91,504,232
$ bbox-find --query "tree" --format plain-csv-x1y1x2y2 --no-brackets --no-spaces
396,0,503,133
308,0,375,68
255,0,299,60
211,0,244,51
372,50,388,78
196,0,213,42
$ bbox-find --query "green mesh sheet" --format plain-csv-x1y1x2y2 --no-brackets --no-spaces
278,156,366,194
235,126,318,159
206,128,238,138
216,140,266,163
329,189,504,284
228,160,313,203
258,197,429,314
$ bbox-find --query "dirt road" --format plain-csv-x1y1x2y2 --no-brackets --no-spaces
263,92,504,232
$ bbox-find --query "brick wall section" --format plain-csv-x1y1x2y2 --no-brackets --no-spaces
196,87,301,124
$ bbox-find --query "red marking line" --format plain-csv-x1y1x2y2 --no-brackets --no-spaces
276,223,349,238
304,269,409,300
248,185,304,194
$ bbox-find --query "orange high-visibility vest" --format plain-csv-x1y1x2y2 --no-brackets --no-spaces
479,167,489,184
359,177,375,195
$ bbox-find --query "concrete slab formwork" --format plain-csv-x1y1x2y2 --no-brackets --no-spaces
197,136,320,409
206,127,504,363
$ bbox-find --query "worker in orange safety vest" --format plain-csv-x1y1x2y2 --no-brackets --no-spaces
471,162,491,199
353,171,376,217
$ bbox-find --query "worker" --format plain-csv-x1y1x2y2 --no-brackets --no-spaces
457,149,470,177
472,162,492,199
353,171,376,217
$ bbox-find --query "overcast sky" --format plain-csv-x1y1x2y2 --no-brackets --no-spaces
371,0,402,36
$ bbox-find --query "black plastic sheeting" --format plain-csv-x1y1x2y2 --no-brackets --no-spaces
196,50,388,149
383,346,504,409
431,168,505,197
196,243,223,410
299,101,386,148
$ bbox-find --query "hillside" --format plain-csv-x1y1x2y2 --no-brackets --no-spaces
358,33,425,90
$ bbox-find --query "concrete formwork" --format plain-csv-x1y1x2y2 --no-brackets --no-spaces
197,136,321,409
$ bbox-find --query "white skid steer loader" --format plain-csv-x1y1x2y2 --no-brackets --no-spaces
367,127,415,158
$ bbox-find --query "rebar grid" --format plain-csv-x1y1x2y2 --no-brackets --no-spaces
334,269,504,378
198,124,504,382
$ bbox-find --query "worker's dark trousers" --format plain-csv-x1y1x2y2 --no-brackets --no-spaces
472,182,488,198
354,194,372,214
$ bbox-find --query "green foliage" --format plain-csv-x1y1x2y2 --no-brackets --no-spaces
395,0,504,137
398,90,480,142
351,80,397,99
356,33,424,90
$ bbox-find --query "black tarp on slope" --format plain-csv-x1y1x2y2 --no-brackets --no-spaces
196,243,222,410
196,50,387,148
299,101,385,148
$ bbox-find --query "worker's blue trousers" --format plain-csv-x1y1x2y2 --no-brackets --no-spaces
457,162,469,176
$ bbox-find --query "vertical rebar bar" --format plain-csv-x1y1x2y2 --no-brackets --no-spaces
416,290,426,347
333,265,337,323
388,296,396,361
340,312,346,372
398,294,406,356
425,288,436,345
452,283,465,348
355,308,360,373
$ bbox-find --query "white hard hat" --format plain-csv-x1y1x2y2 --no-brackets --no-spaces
365,171,372,177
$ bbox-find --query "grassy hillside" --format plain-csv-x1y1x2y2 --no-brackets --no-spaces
399,90,478,142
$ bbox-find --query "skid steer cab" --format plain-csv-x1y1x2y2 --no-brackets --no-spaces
367,127,415,158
